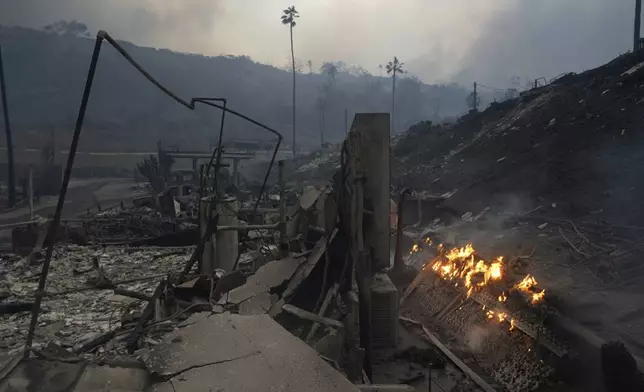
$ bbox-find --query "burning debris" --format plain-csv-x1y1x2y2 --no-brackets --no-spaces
415,240,547,332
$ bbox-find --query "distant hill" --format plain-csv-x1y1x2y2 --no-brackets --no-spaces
0,25,471,152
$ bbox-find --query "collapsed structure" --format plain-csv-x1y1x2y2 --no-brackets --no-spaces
3,29,644,392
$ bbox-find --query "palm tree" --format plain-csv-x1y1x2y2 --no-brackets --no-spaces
386,57,404,133
321,62,338,86
281,6,299,157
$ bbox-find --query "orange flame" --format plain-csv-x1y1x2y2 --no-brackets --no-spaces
512,274,545,304
423,242,547,333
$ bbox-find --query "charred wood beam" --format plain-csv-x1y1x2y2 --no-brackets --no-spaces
0,302,34,314
126,280,166,353
44,273,167,297
73,328,119,354
306,284,339,343
113,288,153,302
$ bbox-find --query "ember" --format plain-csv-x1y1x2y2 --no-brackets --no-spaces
409,244,420,254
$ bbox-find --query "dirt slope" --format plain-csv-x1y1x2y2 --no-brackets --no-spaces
393,52,644,227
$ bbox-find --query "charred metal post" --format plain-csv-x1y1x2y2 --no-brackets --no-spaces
24,33,105,358
0,45,16,208
278,160,288,257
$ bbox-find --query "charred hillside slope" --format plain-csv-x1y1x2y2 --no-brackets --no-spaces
393,51,644,227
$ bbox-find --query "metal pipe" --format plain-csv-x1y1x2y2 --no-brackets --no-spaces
238,207,280,213
0,219,45,230
23,34,105,358
200,98,226,194
96,31,284,205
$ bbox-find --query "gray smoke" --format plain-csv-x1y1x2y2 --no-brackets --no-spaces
0,0,635,87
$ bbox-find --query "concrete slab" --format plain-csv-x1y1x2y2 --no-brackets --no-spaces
238,292,276,315
73,365,149,392
0,359,84,392
141,313,262,376
144,313,360,392
227,257,305,304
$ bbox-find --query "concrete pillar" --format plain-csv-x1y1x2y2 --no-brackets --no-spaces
353,113,390,272
215,197,238,272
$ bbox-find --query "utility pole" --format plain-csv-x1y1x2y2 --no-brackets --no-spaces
0,45,16,208
473,82,479,111
635,0,642,52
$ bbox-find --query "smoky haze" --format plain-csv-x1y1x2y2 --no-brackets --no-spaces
0,0,634,87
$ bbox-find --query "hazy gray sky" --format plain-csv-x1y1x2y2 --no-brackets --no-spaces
0,0,636,87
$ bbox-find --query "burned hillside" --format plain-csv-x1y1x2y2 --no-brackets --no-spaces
393,51,644,227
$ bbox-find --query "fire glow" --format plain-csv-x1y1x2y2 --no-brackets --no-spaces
430,245,505,298
418,241,546,330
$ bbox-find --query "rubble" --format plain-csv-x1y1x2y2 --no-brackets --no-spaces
0,245,190,358
84,206,188,244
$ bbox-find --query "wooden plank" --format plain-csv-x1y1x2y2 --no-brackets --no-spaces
268,230,338,317
306,284,339,342
126,280,166,353
282,304,344,329
400,316,497,392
